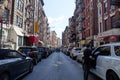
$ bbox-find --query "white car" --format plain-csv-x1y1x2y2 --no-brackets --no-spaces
70,47,81,59
76,47,86,63
90,42,120,80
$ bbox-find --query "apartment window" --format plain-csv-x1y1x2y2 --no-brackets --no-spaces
104,2,108,13
99,22,102,33
17,0,24,12
98,7,102,16
16,15,23,28
3,8,9,24
111,16,115,28
18,36,22,46
16,15,18,24
105,19,108,31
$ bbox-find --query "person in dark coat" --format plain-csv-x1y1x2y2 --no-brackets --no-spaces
83,44,94,80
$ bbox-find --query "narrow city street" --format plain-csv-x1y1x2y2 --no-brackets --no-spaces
21,52,102,80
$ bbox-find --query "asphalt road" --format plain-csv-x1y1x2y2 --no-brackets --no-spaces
22,52,102,80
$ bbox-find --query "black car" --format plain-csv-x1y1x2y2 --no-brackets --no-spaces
18,46,42,65
0,49,33,80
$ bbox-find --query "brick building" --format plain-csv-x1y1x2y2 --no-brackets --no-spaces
97,0,120,45
80,0,98,47
0,0,13,48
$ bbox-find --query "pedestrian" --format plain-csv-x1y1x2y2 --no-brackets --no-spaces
83,44,94,80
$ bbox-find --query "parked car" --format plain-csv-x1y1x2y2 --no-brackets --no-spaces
86,43,120,80
18,46,41,65
66,47,72,56
70,47,81,59
0,49,33,80
38,47,48,58
76,47,86,63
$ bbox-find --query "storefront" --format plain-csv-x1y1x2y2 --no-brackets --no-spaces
28,35,44,46
97,29,120,45
8,25,24,50
99,35,119,44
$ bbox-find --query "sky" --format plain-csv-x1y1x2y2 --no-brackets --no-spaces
43,0,75,39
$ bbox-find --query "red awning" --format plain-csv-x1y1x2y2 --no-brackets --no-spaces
28,36,39,43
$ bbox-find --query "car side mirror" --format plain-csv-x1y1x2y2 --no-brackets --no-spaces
26,57,31,60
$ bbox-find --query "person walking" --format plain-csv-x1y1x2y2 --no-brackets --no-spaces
83,44,94,80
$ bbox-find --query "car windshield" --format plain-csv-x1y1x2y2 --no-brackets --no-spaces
31,48,38,51
114,46,120,56
18,48,31,54
0,50,9,59
39,47,45,51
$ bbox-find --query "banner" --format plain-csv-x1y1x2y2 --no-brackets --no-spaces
34,22,38,33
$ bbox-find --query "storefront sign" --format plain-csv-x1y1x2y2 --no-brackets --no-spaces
98,29,120,37
108,35,118,42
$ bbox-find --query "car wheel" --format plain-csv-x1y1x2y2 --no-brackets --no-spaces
106,71,119,80
0,73,10,80
29,62,34,73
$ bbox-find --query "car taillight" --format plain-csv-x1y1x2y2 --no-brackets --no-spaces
29,51,34,55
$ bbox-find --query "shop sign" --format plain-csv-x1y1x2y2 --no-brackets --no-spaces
108,35,118,42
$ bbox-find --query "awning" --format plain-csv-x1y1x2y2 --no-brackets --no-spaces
39,41,44,45
98,35,118,42
13,25,24,36
28,36,39,43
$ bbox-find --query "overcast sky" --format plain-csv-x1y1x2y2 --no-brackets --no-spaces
43,0,75,39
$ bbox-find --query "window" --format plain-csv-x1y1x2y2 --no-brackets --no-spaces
114,46,120,56
94,46,111,56
3,8,9,24
17,0,24,12
16,15,18,24
0,50,23,59
8,51,23,58
18,36,22,46
99,22,102,33
104,19,108,31
104,2,108,13
111,16,115,28
98,7,102,16
16,15,23,28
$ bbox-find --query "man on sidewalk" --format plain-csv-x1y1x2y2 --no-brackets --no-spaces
83,44,94,80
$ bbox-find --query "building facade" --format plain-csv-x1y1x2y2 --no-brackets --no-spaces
97,0,120,45
0,0,49,49
0,0,13,49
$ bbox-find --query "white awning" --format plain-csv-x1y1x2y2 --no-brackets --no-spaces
13,25,24,36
